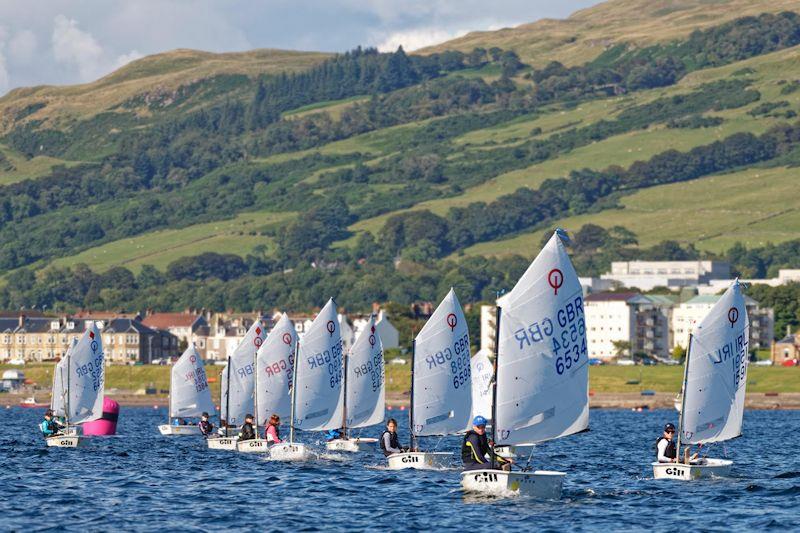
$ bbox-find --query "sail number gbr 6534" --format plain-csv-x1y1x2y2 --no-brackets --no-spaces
513,295,586,375
424,332,471,389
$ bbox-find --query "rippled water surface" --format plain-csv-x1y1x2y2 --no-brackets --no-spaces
2,407,799,531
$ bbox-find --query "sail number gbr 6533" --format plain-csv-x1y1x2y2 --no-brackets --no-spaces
513,295,586,375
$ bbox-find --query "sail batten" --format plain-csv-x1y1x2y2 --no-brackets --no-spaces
681,281,749,445
256,313,296,424
345,314,385,429
411,288,472,437
170,345,215,418
293,299,344,432
495,232,589,446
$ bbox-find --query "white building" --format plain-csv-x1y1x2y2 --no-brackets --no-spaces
698,269,800,294
584,293,673,360
479,305,497,353
601,260,731,291
671,294,773,351
352,310,400,350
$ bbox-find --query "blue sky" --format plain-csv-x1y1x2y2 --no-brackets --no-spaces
0,0,601,94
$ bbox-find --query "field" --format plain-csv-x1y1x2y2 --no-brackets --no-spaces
49,210,294,273
458,165,800,258
0,144,84,186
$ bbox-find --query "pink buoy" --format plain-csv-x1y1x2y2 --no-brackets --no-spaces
82,397,120,436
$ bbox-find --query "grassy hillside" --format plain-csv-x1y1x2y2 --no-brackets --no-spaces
3,0,800,317
419,0,800,66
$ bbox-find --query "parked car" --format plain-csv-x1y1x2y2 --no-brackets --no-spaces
753,359,773,366
390,358,407,365
588,358,604,366
616,359,635,366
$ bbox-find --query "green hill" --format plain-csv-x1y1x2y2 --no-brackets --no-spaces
2,0,800,320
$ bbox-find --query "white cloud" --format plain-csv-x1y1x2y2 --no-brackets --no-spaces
51,14,104,81
8,29,37,63
0,50,8,94
376,27,469,52
114,49,143,70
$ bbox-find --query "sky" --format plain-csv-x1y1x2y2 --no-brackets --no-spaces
0,0,601,95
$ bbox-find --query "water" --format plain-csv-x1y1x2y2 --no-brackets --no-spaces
2,407,799,531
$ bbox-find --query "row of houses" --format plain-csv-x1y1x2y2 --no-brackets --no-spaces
0,307,400,365
479,291,774,361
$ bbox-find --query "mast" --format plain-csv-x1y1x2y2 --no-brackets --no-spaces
65,349,71,430
167,360,173,425
676,333,693,463
289,338,300,444
253,345,258,436
409,338,416,451
342,345,349,439
225,355,231,437
490,305,501,471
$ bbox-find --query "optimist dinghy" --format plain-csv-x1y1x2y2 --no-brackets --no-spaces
387,289,471,470
207,319,266,451
158,345,215,436
327,314,385,453
460,229,589,499
47,324,106,448
271,299,342,462
652,280,748,480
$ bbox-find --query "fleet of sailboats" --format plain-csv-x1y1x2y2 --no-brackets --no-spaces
40,229,757,498
652,280,749,480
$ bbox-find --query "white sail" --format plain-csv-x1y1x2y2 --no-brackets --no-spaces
256,313,297,425
470,348,493,421
681,281,749,445
220,319,267,425
495,231,589,445
68,323,106,424
345,314,386,429
293,298,344,432
170,345,215,418
50,340,75,417
412,288,472,436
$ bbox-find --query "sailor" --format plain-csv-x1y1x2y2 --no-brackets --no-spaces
325,427,343,441
39,410,64,438
656,423,677,463
379,418,406,456
239,414,256,441
198,412,214,438
264,414,282,444
461,416,512,471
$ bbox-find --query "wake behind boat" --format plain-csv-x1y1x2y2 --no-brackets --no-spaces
326,313,386,453
387,288,471,470
158,345,215,436
652,280,748,480
460,229,589,499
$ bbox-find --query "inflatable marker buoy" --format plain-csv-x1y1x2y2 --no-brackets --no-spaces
82,397,120,436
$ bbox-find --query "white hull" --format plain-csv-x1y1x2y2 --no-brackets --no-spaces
652,459,733,480
46,435,83,448
158,424,201,436
207,436,239,450
325,438,379,452
386,451,452,470
237,439,270,453
269,442,313,462
460,469,565,499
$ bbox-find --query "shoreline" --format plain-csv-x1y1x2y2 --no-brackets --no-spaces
7,391,800,410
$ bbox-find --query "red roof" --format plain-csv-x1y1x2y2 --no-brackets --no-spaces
142,313,200,329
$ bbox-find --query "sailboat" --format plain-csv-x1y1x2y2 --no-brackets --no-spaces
387,288,472,470
652,280,748,480
470,348,493,422
158,345,215,436
270,298,343,461
47,323,106,448
460,230,589,498
239,314,296,453
50,339,78,437
326,314,385,452
207,318,266,451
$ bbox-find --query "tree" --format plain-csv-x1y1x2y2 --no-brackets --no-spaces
671,345,686,362
612,340,631,359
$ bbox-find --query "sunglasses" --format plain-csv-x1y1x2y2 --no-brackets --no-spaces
665,430,675,434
